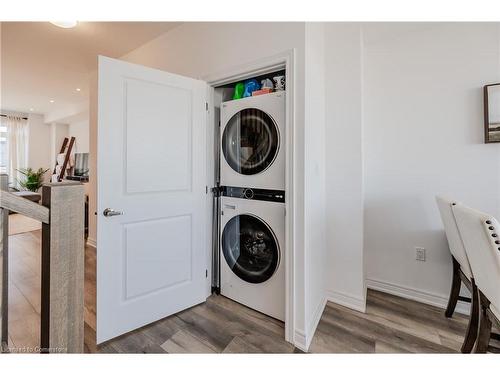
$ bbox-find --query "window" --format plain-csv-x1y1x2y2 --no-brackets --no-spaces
0,122,8,174
0,115,29,187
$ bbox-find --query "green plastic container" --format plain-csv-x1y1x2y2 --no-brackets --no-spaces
233,82,245,100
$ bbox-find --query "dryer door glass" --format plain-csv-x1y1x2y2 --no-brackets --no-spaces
222,214,279,284
222,108,279,175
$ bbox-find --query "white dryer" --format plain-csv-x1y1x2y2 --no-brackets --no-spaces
220,187,285,321
220,92,285,190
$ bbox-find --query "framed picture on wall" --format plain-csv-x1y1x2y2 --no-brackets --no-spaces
484,83,500,143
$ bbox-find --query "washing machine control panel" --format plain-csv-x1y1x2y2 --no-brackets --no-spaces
222,186,285,203
243,188,254,200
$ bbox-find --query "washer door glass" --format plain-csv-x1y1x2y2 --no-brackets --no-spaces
222,108,279,175
222,214,279,284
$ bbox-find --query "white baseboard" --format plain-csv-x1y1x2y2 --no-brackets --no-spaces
326,289,367,313
293,329,307,352
293,295,329,352
86,237,96,248
366,278,469,315
305,296,328,350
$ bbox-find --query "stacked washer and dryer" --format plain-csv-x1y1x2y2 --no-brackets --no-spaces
218,90,286,321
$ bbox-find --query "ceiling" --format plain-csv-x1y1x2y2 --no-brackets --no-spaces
0,22,180,118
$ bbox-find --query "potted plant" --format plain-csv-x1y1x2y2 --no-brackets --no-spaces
16,167,49,192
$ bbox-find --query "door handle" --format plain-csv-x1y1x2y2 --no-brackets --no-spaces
103,208,123,217
224,204,236,210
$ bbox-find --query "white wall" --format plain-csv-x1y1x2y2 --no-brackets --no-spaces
26,113,52,182
69,118,89,153
363,23,500,306
323,24,366,311
303,23,327,348
50,122,69,169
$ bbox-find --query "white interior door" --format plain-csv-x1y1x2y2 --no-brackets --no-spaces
96,56,208,343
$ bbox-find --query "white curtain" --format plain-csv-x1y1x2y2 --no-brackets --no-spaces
4,116,29,188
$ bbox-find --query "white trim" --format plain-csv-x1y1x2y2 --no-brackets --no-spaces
291,295,329,353
326,289,367,313
366,278,470,315
304,296,327,351
204,49,296,346
202,52,288,86
293,329,307,352
205,84,215,299
86,237,97,248
283,50,296,346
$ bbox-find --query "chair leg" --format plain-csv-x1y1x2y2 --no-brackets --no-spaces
473,292,492,353
445,257,461,318
461,279,479,353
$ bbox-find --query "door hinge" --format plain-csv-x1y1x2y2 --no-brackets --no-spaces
211,185,223,197
206,269,208,278
206,186,208,194
205,102,209,111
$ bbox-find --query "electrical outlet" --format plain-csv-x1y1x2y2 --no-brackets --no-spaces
415,247,426,262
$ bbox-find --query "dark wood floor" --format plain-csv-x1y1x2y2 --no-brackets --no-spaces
8,230,471,353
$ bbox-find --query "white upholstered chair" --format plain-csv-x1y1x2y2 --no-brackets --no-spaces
452,203,500,353
436,196,478,353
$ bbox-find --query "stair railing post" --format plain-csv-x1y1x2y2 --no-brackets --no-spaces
40,182,85,353
0,174,8,353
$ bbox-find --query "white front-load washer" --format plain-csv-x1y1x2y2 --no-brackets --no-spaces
220,187,285,321
220,92,285,190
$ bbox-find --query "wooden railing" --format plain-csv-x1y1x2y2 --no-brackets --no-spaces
0,174,85,353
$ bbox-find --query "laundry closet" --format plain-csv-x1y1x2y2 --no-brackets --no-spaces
95,55,293,344
210,70,287,321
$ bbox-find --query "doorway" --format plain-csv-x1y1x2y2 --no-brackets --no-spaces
204,49,295,343
95,50,296,346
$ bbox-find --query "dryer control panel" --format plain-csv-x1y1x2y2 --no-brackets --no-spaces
221,186,285,203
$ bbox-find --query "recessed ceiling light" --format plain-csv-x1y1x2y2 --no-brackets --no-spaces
75,88,81,92
50,21,78,29
49,100,55,103
29,108,34,111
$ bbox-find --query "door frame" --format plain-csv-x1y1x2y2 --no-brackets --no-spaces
203,49,296,344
